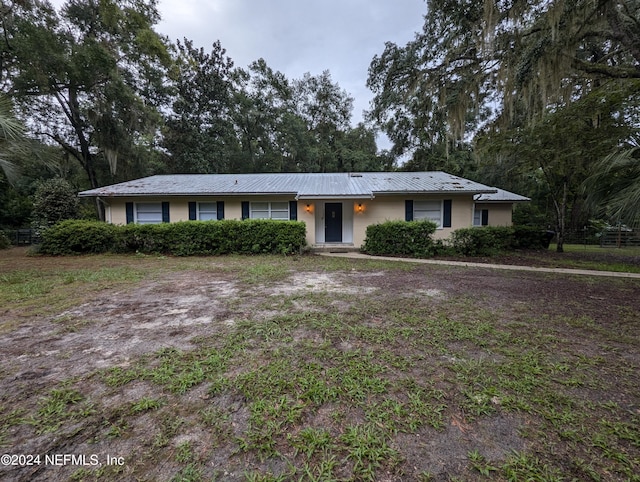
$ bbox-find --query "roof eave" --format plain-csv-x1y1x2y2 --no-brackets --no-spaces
374,189,497,195
78,191,299,198
476,198,531,203
296,194,375,200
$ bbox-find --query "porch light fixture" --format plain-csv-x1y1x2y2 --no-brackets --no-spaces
305,203,312,213
357,203,364,213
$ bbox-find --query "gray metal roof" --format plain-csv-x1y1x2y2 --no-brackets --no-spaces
78,172,501,199
358,172,495,194
474,188,530,203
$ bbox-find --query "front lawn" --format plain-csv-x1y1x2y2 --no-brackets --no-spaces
1,249,639,481
439,243,640,274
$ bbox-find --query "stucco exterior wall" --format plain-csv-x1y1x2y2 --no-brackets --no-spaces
105,196,314,245
476,203,514,227
351,195,474,245
104,194,499,248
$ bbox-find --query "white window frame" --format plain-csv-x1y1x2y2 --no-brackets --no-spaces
198,202,217,221
473,205,488,226
473,207,482,226
250,201,289,220
414,200,442,227
135,202,162,224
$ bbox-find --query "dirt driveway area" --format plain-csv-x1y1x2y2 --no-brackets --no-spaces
1,248,639,481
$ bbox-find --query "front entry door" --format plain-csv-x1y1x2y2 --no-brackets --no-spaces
325,203,343,242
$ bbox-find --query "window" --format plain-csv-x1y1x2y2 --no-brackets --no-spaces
198,202,217,221
473,209,481,226
136,203,162,224
250,202,289,220
473,207,488,226
414,200,442,226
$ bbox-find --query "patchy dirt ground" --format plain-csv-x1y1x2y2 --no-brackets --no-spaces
1,248,639,481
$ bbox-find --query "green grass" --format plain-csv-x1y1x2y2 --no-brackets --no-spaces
544,243,640,273
1,251,639,480
551,243,640,256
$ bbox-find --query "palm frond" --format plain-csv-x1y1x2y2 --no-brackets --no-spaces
0,96,24,141
585,147,640,226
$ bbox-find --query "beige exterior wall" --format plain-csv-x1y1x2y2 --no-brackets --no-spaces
297,202,316,246
107,197,287,224
104,196,315,245
104,194,504,248
475,203,514,227
350,195,475,245
446,195,476,240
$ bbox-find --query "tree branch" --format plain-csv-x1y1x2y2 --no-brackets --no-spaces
39,131,83,165
572,58,640,79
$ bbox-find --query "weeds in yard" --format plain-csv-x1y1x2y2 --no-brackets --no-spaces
241,262,291,284
170,462,203,482
340,423,401,480
2,252,639,480
130,396,164,414
0,407,24,447
468,449,498,476
502,451,563,481
28,387,92,434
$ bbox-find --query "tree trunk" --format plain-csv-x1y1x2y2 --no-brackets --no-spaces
555,181,568,253
94,197,105,222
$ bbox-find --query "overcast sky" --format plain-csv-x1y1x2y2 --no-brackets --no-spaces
47,0,427,147
156,0,427,125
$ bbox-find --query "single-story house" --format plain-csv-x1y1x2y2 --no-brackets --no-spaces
78,172,529,248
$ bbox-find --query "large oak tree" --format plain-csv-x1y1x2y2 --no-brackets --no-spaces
1,0,172,191
368,0,640,250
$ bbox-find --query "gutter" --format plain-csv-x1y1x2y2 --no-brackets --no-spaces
78,191,300,198
371,189,498,195
296,194,375,200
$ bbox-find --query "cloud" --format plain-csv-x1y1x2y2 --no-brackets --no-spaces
157,0,426,123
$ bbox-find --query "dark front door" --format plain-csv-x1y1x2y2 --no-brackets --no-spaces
325,203,343,242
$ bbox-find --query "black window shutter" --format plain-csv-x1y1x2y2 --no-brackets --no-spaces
481,209,489,226
126,202,134,224
405,200,414,221
443,200,452,228
162,202,170,223
289,201,297,221
216,201,225,220
188,202,196,220
241,201,250,220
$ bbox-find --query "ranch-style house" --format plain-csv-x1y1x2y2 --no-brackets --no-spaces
78,171,529,249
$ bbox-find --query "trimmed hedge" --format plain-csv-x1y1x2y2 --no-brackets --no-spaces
513,225,554,250
449,226,514,256
40,219,306,256
39,220,118,255
362,220,438,257
451,226,551,256
363,222,551,258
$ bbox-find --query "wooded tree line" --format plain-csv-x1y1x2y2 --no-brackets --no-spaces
1,0,639,252
368,0,640,249
0,0,389,228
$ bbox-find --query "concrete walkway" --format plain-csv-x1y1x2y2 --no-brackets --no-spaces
318,252,640,279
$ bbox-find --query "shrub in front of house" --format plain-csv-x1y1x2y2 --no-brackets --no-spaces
40,219,306,256
40,220,118,255
117,220,306,255
362,220,438,257
449,226,515,256
512,225,553,250
450,225,550,256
